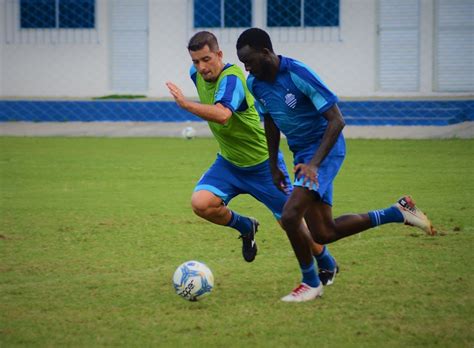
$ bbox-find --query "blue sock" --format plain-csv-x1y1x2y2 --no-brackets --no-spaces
368,206,404,227
226,211,253,235
315,246,337,271
300,259,320,288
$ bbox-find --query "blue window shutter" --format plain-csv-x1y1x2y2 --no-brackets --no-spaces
20,0,56,28
59,0,95,28
194,0,221,28
267,0,301,27
304,0,339,27
224,0,251,28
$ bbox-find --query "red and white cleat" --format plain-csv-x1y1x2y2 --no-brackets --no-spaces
281,282,323,302
395,196,436,236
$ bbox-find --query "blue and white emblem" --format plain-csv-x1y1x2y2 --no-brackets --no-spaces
285,93,297,109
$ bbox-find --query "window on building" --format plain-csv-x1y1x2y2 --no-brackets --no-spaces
20,0,95,29
267,0,301,27
267,0,339,27
194,0,252,28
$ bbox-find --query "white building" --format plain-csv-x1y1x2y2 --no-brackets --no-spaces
1,0,473,99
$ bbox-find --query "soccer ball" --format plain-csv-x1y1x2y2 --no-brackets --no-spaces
181,126,196,139
172,260,214,301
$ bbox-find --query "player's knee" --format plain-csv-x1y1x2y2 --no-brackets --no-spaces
281,208,300,231
190,196,210,218
311,228,336,245
313,233,331,245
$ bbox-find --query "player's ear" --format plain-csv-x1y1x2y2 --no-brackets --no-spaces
262,48,272,56
217,50,223,59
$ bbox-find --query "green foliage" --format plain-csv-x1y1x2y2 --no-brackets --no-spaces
1,137,473,347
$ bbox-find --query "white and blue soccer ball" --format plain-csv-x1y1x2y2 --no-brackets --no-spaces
181,126,196,139
173,260,214,301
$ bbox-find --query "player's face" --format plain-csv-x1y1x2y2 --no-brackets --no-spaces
237,45,274,81
189,45,224,82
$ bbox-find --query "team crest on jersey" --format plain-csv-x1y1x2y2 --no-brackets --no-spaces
285,93,297,109
259,98,267,106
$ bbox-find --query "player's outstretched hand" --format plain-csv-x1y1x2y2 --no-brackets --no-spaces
294,163,319,189
271,168,290,193
166,81,187,108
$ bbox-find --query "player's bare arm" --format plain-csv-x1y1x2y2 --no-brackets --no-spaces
294,104,345,187
166,81,231,125
264,113,287,192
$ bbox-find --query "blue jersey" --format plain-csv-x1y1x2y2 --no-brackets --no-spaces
247,56,345,155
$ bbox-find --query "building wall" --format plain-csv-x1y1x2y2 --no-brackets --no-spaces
148,0,191,98
1,0,109,98
149,0,380,98
0,0,4,96
419,0,435,95
147,0,380,98
0,0,471,98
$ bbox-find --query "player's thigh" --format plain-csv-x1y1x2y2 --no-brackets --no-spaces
194,155,241,206
249,180,289,220
282,186,316,221
244,155,292,219
293,152,344,206
304,200,336,236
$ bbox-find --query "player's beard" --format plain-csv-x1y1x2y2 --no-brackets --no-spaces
255,62,275,82
202,70,219,82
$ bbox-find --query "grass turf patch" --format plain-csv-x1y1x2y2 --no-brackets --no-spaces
1,137,473,346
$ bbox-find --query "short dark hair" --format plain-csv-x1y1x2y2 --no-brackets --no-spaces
187,31,219,52
236,28,273,52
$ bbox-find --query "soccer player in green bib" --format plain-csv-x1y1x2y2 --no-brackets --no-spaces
166,31,339,288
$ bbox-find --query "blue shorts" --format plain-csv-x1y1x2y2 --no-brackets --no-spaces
194,153,292,219
293,144,345,206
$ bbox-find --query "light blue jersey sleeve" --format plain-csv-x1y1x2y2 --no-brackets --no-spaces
190,65,198,86
289,61,338,113
253,98,268,116
247,75,268,115
214,75,245,112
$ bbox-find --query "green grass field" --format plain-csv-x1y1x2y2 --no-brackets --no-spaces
1,137,473,347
